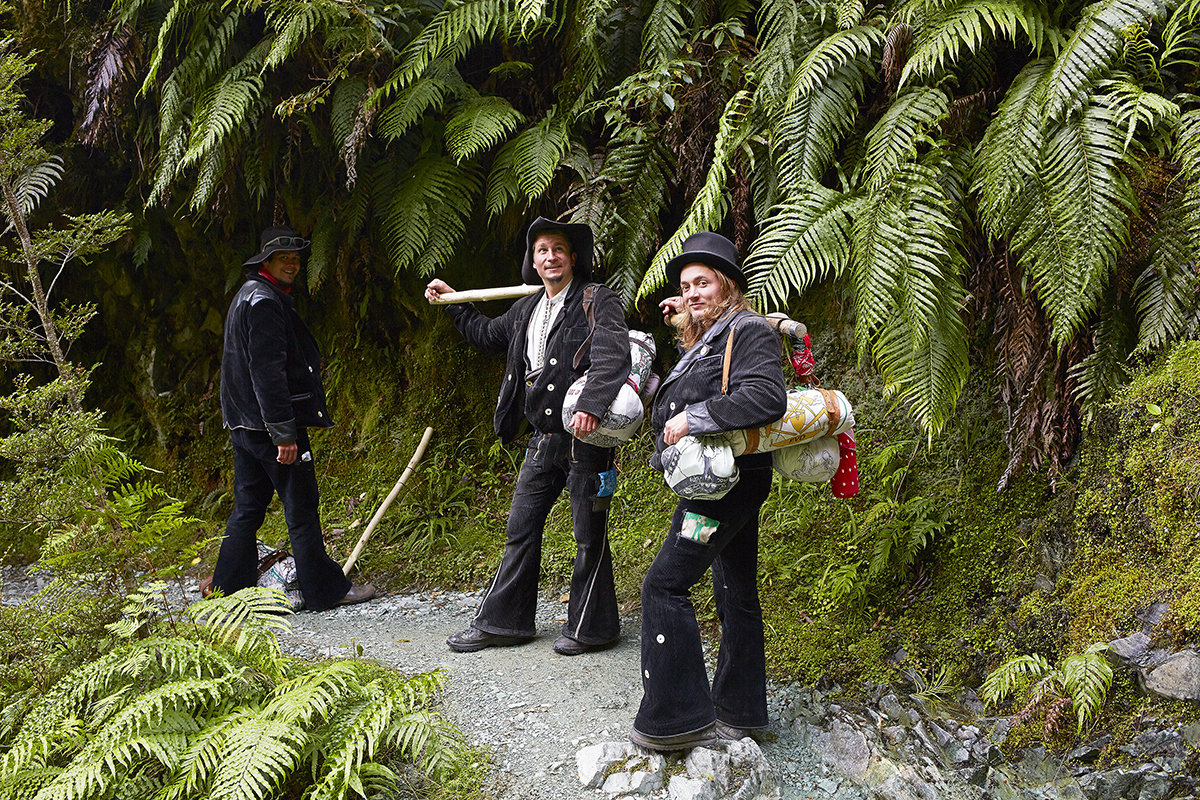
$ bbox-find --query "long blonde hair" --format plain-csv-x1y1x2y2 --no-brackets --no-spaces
671,269,749,351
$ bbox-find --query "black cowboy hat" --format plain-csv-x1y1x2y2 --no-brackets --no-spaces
664,231,747,291
521,217,594,284
243,226,311,267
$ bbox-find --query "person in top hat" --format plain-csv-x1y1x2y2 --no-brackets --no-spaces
424,217,631,655
212,226,374,610
629,231,786,751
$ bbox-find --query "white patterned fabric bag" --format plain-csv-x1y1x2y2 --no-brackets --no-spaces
661,435,740,500
772,437,841,483
563,330,656,447
255,543,304,610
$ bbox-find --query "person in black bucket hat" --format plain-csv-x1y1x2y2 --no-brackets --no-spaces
211,225,375,611
628,229,785,752
424,216,630,656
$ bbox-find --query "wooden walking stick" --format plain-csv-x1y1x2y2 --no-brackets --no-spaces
342,426,434,576
428,285,540,304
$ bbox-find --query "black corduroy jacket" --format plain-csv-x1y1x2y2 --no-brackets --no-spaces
220,273,332,445
651,310,787,461
445,281,631,444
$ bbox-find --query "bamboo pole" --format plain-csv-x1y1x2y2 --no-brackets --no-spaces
342,426,434,576
428,285,540,304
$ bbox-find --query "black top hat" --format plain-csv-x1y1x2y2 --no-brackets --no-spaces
521,217,594,284
243,226,311,267
664,231,747,291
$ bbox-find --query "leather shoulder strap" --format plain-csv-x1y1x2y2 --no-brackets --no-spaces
572,283,600,370
721,320,737,395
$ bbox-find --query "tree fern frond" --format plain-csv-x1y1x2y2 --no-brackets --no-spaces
1133,179,1200,352
975,57,1053,235
1070,310,1133,409
862,86,949,190
262,661,359,727
899,0,1051,87
512,114,570,199
641,0,691,65
377,0,510,99
484,137,521,217
1161,0,1200,73
838,0,865,29
379,155,483,273
774,59,870,186
593,136,676,304
307,211,338,292
264,0,347,70
180,74,265,173
1098,76,1179,152
786,25,884,102
1011,101,1135,345
445,95,525,163
745,181,860,309
639,90,754,298
376,62,470,142
1045,0,1170,122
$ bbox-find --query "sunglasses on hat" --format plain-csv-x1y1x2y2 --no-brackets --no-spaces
264,236,308,250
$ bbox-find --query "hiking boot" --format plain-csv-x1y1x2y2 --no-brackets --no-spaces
714,721,764,742
552,634,619,656
336,583,376,606
446,627,535,652
629,724,718,752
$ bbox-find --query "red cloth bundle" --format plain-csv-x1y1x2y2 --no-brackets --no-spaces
830,430,859,498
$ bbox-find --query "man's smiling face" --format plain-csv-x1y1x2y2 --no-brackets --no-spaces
262,251,302,287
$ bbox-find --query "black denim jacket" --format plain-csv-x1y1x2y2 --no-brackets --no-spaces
651,310,787,463
445,281,631,444
220,273,331,445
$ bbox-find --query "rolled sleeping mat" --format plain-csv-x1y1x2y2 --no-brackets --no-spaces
563,330,657,447
725,387,854,456
772,437,841,483
661,435,740,500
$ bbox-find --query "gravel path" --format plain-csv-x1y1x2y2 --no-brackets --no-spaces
1,566,870,799
276,587,871,800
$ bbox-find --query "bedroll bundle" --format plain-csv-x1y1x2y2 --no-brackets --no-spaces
562,330,656,447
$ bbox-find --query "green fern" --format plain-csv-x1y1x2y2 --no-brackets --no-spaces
378,155,483,274
264,0,348,70
641,0,691,65
639,90,754,297
786,24,883,102
898,0,1051,88
512,113,570,198
1098,76,1179,152
744,181,859,309
861,85,949,189
445,95,526,163
1045,0,1170,122
773,58,871,187
379,0,511,98
1160,0,1200,73
982,643,1113,734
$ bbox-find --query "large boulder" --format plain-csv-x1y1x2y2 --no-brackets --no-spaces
1143,650,1200,701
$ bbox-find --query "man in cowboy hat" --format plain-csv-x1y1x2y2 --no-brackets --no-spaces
425,217,630,654
212,226,374,610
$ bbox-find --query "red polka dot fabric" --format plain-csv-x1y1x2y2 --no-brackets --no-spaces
830,430,859,498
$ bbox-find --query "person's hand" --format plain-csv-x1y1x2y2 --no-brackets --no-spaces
571,411,599,438
277,442,297,464
663,412,688,445
659,296,683,319
424,278,455,303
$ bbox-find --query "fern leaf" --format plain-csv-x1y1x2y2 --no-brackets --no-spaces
379,0,510,98
1133,179,1200,352
641,0,691,65
900,0,1051,87
639,90,754,297
1161,0,1200,73
1045,0,1170,121
264,0,346,70
445,95,525,163
512,114,570,199
378,155,483,274
1061,644,1113,732
206,717,304,800
786,25,884,102
975,57,1053,236
774,59,870,186
745,182,860,309
981,653,1053,704
862,85,949,189
1098,76,1179,152
1010,101,1135,346
376,61,470,142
